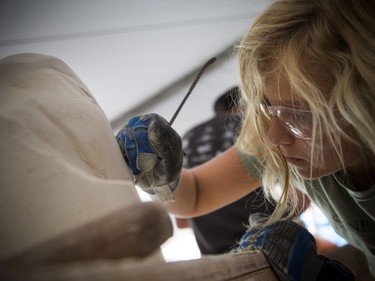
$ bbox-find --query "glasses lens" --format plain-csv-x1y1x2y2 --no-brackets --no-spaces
259,101,313,140
278,107,312,139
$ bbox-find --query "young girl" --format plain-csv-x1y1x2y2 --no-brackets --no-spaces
120,0,374,276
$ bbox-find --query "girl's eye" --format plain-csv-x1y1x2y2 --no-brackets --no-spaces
281,109,312,125
294,112,312,124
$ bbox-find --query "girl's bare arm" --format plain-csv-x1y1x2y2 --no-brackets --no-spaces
167,146,261,217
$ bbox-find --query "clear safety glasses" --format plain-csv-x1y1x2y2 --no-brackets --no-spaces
260,99,313,140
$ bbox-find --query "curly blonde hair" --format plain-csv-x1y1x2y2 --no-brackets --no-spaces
236,0,375,226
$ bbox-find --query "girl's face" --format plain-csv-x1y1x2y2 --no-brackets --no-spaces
264,76,361,180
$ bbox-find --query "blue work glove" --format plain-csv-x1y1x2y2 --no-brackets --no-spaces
116,113,183,201
232,220,354,281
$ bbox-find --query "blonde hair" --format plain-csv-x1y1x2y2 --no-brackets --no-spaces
236,0,375,226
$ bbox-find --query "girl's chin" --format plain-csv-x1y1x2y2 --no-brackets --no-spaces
294,169,313,180
294,167,332,180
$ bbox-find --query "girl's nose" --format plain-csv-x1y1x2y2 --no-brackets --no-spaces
267,118,294,146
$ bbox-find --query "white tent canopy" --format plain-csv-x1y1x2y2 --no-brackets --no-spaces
0,0,272,136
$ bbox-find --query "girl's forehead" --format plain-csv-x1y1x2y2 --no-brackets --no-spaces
264,75,308,107
261,58,333,106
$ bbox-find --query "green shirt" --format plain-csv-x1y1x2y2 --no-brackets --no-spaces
238,151,375,276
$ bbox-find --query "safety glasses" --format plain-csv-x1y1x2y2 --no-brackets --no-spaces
260,98,313,140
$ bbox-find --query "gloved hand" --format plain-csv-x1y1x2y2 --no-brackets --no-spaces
116,113,183,202
232,220,354,281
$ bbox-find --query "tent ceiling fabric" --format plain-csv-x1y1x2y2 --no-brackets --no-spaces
0,0,272,135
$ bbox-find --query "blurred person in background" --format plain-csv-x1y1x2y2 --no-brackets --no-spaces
175,87,276,254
